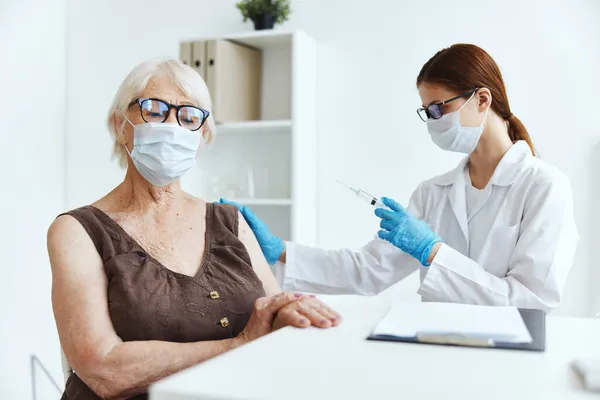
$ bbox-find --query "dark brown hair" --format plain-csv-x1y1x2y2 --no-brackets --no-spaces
417,44,535,155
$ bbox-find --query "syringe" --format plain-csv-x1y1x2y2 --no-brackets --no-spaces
336,180,386,209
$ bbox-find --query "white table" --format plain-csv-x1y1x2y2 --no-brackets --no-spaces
150,295,600,400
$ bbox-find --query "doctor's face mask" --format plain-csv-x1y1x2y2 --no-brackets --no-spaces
423,89,489,154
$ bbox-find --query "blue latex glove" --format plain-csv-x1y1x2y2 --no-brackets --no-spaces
374,197,442,266
217,198,285,265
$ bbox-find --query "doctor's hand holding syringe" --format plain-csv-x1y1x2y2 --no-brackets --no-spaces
220,181,442,268
336,180,444,267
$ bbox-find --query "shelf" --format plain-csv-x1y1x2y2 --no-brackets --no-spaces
216,120,292,135
227,30,293,49
226,198,292,206
183,30,295,50
179,29,317,246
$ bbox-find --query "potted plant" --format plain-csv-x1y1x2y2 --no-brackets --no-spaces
236,0,291,30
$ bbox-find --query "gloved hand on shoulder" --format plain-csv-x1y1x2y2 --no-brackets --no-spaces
218,199,285,265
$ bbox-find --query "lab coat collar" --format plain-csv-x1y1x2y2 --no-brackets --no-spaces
432,141,532,187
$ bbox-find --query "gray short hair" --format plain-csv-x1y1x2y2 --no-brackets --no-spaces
107,57,216,168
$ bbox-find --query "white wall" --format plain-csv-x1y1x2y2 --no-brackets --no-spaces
0,0,66,398
65,0,600,316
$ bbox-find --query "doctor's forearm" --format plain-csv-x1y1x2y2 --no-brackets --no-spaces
282,241,419,295
426,242,443,265
279,246,287,263
420,244,560,311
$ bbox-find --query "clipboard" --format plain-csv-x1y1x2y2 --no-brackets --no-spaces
367,308,546,352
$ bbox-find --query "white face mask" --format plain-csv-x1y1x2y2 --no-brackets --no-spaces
124,120,204,187
426,93,489,154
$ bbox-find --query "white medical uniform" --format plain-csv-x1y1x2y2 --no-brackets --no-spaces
278,141,579,312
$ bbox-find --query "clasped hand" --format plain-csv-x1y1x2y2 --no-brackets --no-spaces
238,292,341,344
375,197,442,266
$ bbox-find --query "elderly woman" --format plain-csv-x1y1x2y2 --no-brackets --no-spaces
47,58,341,400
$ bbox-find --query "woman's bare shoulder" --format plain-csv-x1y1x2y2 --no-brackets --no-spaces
184,192,208,207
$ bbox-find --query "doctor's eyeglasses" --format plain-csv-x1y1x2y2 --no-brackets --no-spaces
416,88,478,122
128,98,210,131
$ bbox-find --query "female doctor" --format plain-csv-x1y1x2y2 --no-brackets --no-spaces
221,43,579,312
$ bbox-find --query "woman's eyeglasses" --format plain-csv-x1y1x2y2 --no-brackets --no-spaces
416,89,478,122
128,98,210,131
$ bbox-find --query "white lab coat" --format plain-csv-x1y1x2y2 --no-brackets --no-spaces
279,141,579,312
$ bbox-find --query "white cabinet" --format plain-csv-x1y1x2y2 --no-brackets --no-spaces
181,30,318,246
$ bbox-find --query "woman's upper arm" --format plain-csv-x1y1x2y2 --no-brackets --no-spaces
237,211,281,296
47,215,122,375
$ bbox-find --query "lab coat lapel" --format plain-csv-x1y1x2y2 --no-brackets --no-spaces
488,141,531,186
447,166,469,245
432,141,532,254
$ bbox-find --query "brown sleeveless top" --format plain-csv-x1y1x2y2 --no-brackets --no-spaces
59,203,266,400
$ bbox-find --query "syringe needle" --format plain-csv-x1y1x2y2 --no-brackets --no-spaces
337,179,387,209
336,180,358,194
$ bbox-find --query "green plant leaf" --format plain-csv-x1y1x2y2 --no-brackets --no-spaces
235,0,291,25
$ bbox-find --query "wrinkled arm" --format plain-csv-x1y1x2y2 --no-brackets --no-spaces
48,216,242,400
237,212,341,328
237,211,281,296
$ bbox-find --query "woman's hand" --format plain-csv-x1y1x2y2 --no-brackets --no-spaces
272,296,342,330
236,292,304,345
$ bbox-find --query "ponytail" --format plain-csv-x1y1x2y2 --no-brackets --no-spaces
507,114,536,156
